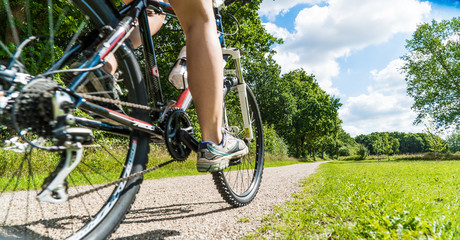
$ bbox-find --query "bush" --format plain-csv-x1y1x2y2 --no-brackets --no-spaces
340,155,362,161
264,125,288,157
338,146,351,156
423,152,460,160
357,144,369,160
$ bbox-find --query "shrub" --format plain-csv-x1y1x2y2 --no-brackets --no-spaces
357,144,369,160
264,125,288,157
341,155,362,161
338,146,351,156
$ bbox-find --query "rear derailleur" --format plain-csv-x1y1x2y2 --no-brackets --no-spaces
1,74,94,203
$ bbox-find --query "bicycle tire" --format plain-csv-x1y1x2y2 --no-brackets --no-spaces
0,1,150,239
212,84,264,207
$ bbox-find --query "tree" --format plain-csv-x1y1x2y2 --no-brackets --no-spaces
1,1,86,72
333,128,359,159
382,133,394,161
269,69,342,158
357,144,369,160
424,126,447,153
355,134,373,154
372,137,385,161
402,17,460,129
400,133,425,153
446,129,460,153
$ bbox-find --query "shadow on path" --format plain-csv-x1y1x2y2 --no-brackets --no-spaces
117,201,234,239
122,201,233,224
112,229,181,240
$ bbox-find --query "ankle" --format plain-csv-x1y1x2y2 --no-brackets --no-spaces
202,132,223,146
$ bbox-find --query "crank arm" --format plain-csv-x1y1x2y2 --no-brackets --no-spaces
179,129,198,152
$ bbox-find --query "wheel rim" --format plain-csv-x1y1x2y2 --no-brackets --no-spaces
0,134,138,239
0,1,143,239
219,86,264,201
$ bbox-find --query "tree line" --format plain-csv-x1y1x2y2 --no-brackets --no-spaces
1,0,458,160
1,0,343,159
153,1,343,159
355,131,459,155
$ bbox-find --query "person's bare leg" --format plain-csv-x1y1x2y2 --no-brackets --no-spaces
104,1,166,75
169,0,223,144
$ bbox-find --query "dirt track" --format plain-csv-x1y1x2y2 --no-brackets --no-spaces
111,161,324,240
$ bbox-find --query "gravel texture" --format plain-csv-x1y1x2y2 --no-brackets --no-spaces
111,162,323,240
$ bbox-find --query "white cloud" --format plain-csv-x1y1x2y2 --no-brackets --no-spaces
259,0,324,21
369,59,408,94
263,22,293,40
262,0,431,95
339,59,425,136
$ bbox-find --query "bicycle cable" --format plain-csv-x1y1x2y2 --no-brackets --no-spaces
38,63,105,78
218,11,240,36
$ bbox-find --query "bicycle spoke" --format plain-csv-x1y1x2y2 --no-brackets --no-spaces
3,153,26,225
75,166,106,201
1,0,151,238
27,154,48,237
0,41,13,58
34,1,70,74
64,22,87,54
48,0,54,63
3,0,20,46
79,161,112,183
68,174,93,220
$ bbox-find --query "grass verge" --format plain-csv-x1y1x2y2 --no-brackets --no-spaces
248,160,460,239
0,145,304,191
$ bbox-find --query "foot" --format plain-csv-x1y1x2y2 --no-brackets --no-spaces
196,133,249,172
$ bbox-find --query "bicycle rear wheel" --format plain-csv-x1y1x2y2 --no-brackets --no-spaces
0,1,150,239
212,84,264,207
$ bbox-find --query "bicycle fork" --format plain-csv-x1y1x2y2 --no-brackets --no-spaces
222,47,254,142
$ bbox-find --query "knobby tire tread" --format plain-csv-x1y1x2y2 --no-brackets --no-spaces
212,85,264,207
67,1,151,239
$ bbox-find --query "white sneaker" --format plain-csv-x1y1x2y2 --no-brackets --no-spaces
196,133,249,172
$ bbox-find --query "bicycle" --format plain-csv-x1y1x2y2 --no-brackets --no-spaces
0,0,264,239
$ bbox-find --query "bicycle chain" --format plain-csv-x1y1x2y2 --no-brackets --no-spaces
68,159,176,200
36,91,167,199
12,81,170,199
79,93,159,111
65,94,171,199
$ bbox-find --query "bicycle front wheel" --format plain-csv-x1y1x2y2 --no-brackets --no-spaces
0,1,150,239
212,84,265,207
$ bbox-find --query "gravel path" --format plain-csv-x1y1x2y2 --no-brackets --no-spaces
112,161,324,240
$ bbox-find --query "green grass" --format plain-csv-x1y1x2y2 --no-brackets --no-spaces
0,145,303,192
141,151,303,179
341,153,460,161
249,160,460,239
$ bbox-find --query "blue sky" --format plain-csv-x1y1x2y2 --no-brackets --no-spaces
258,0,460,137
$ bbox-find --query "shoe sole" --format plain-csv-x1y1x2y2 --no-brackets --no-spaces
196,147,249,173
196,158,230,173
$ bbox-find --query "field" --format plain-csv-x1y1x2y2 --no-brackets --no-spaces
249,160,460,239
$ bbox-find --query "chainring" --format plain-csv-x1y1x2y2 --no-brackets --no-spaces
164,110,193,161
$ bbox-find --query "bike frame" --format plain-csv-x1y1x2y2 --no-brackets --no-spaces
46,0,253,150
